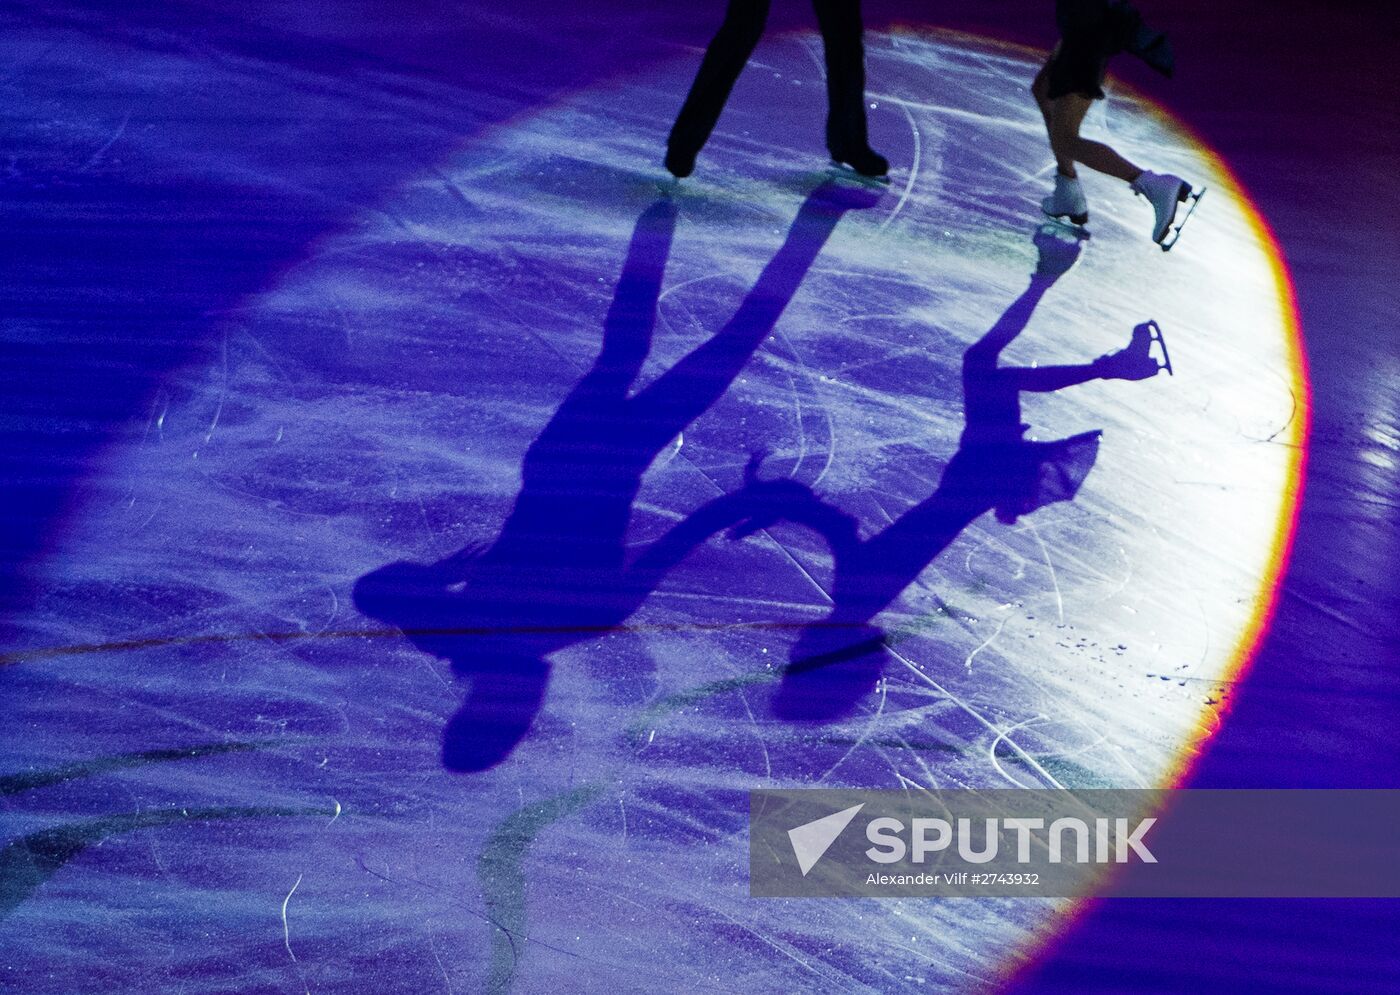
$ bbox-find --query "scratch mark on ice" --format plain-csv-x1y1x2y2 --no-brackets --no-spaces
989,715,1046,789
281,873,303,963
889,644,1065,789
204,330,230,444
79,108,131,172
427,930,454,993
817,679,887,785
964,610,1012,673
739,690,773,781
1024,520,1064,623
879,100,921,233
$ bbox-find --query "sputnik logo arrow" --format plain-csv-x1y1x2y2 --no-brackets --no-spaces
788,803,865,876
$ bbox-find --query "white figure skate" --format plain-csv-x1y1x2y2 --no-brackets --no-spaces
1042,173,1089,227
1132,170,1205,251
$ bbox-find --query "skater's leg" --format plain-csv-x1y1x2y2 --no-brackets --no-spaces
1049,93,1141,182
812,0,887,175
666,0,770,176
1050,93,1196,243
1040,90,1092,223
1031,55,1054,134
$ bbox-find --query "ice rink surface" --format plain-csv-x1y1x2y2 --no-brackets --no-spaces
1,2,1396,993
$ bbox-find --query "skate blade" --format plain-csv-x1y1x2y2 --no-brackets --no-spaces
1144,319,1173,375
1041,210,1092,237
1158,187,1206,252
828,159,892,185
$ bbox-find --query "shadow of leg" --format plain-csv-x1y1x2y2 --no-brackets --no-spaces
441,656,551,773
772,623,888,721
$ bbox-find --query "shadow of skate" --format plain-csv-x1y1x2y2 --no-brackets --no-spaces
354,180,881,772
766,225,1163,720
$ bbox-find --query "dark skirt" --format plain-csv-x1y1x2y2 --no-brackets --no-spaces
1047,0,1115,100
1045,0,1171,98
1046,38,1109,100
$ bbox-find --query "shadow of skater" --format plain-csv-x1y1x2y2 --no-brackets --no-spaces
355,181,880,772
757,226,1165,719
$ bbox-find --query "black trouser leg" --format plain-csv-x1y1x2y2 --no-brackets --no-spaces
812,0,868,154
668,0,770,158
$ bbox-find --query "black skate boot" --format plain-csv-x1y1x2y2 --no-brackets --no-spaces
664,142,698,179
829,143,889,178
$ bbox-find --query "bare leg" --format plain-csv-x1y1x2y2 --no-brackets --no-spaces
1049,93,1142,182
1031,58,1054,134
